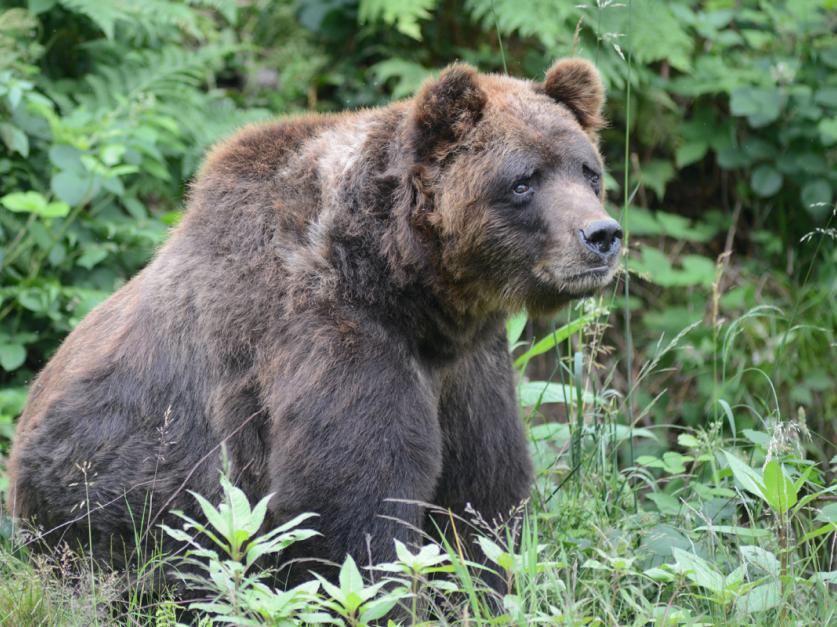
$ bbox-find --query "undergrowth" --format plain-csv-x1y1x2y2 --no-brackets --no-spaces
0,0,835,625
0,293,835,625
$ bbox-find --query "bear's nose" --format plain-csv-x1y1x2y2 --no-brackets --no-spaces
579,219,623,259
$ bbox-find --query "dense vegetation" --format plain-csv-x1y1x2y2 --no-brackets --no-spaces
0,0,834,624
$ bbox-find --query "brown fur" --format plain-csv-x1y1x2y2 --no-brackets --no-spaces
7,59,618,593
541,58,606,133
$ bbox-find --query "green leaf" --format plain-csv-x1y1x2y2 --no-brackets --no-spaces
77,245,109,270
760,460,797,514
750,165,783,197
2,191,46,214
723,450,766,500
801,179,833,220
0,344,26,371
2,191,68,218
730,87,783,127
358,0,437,39
741,429,770,447
647,492,680,516
49,144,84,172
736,582,780,613
675,141,708,168
814,87,837,108
637,159,675,199
28,0,58,15
818,117,837,144
677,433,700,449
817,503,837,524
51,171,91,206
514,309,604,368
672,547,725,594
0,122,29,156
359,593,402,623
370,59,433,99
740,545,779,577
693,525,770,539
42,201,70,218
517,381,591,407
338,555,364,595
678,255,716,287
506,310,527,350
662,451,689,474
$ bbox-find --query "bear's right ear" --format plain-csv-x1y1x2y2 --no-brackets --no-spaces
541,58,605,132
410,63,487,162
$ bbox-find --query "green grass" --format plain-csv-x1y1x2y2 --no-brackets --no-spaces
1,294,835,625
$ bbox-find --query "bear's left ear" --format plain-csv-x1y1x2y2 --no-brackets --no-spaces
541,58,605,132
411,63,487,162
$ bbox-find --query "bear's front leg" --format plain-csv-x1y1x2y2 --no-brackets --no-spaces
261,322,443,586
432,330,534,595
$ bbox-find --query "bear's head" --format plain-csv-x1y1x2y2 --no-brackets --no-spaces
404,58,620,316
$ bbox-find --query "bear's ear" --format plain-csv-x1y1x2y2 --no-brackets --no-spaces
542,58,605,132
411,63,487,161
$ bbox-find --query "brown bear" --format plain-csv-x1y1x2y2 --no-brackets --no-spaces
6,58,620,590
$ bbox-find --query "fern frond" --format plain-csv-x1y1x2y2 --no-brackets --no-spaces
358,0,438,40
57,0,203,39
76,44,236,113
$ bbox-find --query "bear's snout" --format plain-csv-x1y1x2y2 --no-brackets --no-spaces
578,218,623,260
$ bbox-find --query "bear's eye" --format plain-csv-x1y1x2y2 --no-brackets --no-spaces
583,164,601,196
511,179,533,199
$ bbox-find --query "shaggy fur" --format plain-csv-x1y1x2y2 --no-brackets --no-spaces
7,58,618,588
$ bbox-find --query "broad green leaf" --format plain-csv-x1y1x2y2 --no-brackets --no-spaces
2,191,46,213
814,87,837,107
1,191,69,218
750,165,783,197
0,344,26,371
477,536,504,564
338,554,364,594
816,502,837,524
741,429,770,447
723,450,766,500
77,246,109,270
736,582,780,613
51,170,91,206
637,159,675,199
359,593,402,623
517,381,591,407
818,117,837,144
0,122,28,156
740,545,779,577
677,433,701,449
49,144,84,172
675,140,708,168
643,566,676,582
810,571,837,585
647,492,680,516
678,255,716,287
672,547,725,594
760,460,797,514
188,491,230,547
801,179,832,220
730,87,783,127
662,451,690,474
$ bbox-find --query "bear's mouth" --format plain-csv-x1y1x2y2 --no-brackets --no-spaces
530,258,619,301
564,265,610,281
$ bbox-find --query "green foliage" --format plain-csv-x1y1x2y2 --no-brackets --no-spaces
0,1,835,624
